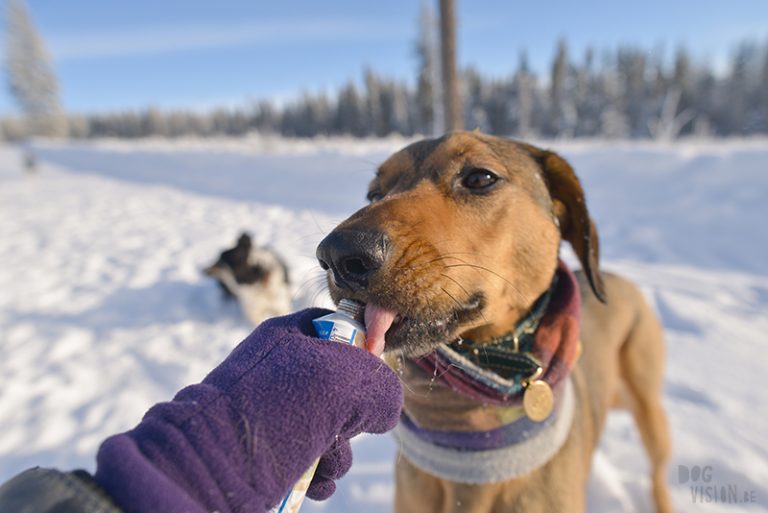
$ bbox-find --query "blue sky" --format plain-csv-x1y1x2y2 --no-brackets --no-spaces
1,0,766,115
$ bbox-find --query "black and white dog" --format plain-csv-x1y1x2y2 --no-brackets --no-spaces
204,233,292,325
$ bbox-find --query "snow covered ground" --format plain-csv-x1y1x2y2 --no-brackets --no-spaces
1,137,766,512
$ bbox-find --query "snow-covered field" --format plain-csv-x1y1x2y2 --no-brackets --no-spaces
1,137,766,512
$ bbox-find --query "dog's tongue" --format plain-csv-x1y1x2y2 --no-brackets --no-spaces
364,303,397,357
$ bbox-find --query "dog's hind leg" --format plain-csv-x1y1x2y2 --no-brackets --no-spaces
618,292,674,513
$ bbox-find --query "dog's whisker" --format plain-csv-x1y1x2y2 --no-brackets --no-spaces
352,156,383,167
304,273,327,282
436,258,504,290
309,286,332,307
429,242,494,260
426,252,493,263
440,287,464,312
392,253,470,275
393,373,418,396
443,263,528,304
436,362,462,380
309,284,330,306
308,210,341,239
385,354,419,395
294,252,324,260
293,232,328,243
440,273,490,325
292,277,328,301
294,270,327,288
438,273,471,298
429,239,496,259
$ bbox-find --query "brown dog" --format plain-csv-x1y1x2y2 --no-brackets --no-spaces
316,132,672,513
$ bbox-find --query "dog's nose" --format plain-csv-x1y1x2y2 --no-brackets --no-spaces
316,229,390,290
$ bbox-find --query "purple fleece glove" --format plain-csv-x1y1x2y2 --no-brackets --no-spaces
94,308,403,513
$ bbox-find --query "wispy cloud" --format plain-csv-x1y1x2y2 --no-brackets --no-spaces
47,18,411,61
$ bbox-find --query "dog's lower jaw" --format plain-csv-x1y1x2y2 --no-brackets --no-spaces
382,318,457,358
382,293,486,358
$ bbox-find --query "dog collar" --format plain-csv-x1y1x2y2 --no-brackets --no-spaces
440,271,559,418
456,270,557,360
393,377,575,484
414,260,581,408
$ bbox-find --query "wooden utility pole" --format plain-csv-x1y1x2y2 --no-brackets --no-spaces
439,0,462,131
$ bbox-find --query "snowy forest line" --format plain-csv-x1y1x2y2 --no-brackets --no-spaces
52,40,768,140
3,0,767,141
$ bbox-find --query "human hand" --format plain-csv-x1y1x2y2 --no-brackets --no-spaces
95,308,403,513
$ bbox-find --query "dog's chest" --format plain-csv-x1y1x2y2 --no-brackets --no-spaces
399,357,524,432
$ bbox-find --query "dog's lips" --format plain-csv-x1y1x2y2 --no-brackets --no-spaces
363,303,398,357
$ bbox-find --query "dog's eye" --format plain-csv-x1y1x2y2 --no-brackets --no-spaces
461,169,499,191
366,190,383,203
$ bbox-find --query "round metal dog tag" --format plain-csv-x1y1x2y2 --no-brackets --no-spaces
523,380,554,422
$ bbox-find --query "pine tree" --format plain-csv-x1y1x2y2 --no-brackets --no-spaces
335,81,365,136
390,82,414,135
253,100,280,134
617,47,648,136
725,42,757,134
599,51,630,138
5,0,64,136
513,51,534,137
463,67,489,131
364,68,385,136
574,48,599,136
649,47,696,140
760,43,768,133
143,107,168,137
673,47,695,113
549,39,576,136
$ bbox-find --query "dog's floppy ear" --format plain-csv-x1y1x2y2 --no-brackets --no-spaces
529,148,606,303
237,232,252,249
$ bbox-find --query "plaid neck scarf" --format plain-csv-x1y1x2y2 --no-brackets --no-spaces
414,260,581,406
